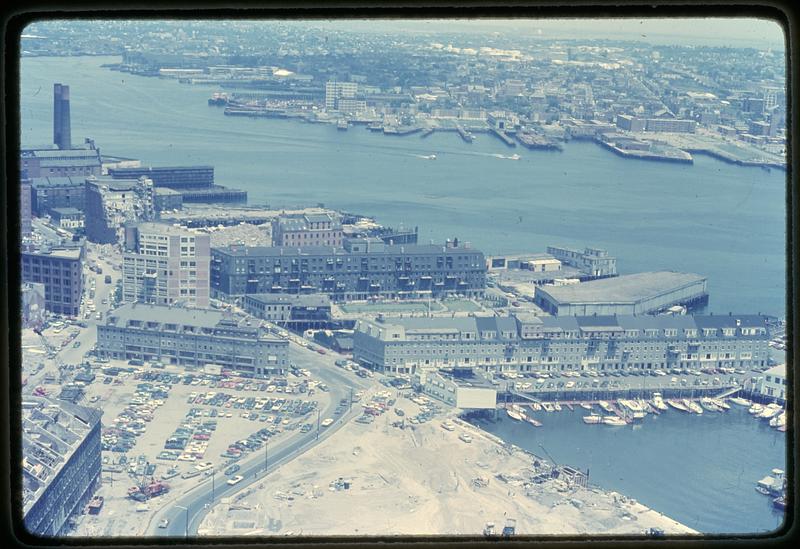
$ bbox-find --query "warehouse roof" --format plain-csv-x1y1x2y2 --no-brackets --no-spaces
536,271,706,305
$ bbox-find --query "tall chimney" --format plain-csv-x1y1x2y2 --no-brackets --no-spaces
53,83,71,149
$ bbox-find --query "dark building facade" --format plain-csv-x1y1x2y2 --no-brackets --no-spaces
22,398,102,537
30,177,87,215
107,165,214,189
21,178,32,236
243,293,334,331
21,245,84,316
211,238,486,301
53,83,71,150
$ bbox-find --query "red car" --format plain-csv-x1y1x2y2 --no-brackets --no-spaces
317,349,326,355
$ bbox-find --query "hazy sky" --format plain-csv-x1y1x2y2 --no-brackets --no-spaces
313,18,785,49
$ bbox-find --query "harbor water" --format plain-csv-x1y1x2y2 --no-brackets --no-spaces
20,56,786,317
473,406,786,534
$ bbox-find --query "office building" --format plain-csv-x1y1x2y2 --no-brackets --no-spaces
122,222,210,308
53,83,72,150
546,246,617,278
243,293,333,331
211,237,486,301
325,80,359,111
22,397,102,536
416,368,497,409
354,313,770,375
21,178,33,236
21,244,84,317
534,271,708,316
97,303,288,375
616,114,646,132
272,212,343,247
84,176,154,244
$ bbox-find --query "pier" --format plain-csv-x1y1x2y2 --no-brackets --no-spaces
455,125,475,143
515,132,562,151
489,127,517,147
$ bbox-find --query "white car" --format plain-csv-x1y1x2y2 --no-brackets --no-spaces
158,519,169,529
227,475,244,486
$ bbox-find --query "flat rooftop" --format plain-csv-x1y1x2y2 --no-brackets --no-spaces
22,397,102,514
537,271,706,304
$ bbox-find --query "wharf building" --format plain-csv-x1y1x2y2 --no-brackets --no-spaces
753,363,786,403
84,176,154,244
272,212,343,247
29,176,87,215
353,313,770,376
107,165,247,204
122,222,211,309
534,271,709,316
21,244,84,317
616,114,697,134
210,237,486,301
96,303,289,375
21,145,103,179
546,246,617,279
22,397,102,537
242,293,333,331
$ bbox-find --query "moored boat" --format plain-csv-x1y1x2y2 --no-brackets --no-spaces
667,399,688,412
602,416,627,426
527,417,542,427
553,402,562,412
651,393,669,411
579,402,593,411
729,397,751,407
769,412,786,428
711,398,730,410
583,414,603,424
684,399,703,414
542,402,555,412
506,409,524,421
700,397,721,412
749,403,764,415
758,403,782,419
598,401,613,413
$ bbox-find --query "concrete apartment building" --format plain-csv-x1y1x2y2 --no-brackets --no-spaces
354,314,770,376
96,303,289,375
22,397,102,537
84,176,154,244
21,244,84,317
211,237,486,301
122,222,211,308
272,212,343,247
534,271,709,316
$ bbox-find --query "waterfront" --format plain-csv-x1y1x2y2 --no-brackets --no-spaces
473,405,786,534
20,55,786,317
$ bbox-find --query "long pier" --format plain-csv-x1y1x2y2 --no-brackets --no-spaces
489,127,517,147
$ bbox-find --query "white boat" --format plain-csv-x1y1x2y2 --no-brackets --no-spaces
527,417,543,427
700,398,721,412
769,412,786,428
749,403,764,415
583,414,603,424
651,393,669,411
579,403,593,411
758,404,782,419
509,154,521,160
667,399,689,412
730,397,751,407
598,401,613,413
542,402,554,412
684,399,704,414
506,409,524,421
511,403,525,413
602,416,627,426
711,398,730,410
530,402,542,412
553,402,562,412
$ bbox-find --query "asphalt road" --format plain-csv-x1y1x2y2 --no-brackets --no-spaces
149,344,375,537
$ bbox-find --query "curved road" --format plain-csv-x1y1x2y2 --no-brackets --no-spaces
148,346,375,537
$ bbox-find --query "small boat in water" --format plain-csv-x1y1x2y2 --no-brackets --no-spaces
651,393,669,411
711,398,730,410
554,402,562,412
598,401,613,413
749,403,764,415
506,409,524,421
527,417,543,427
542,402,555,412
684,399,703,414
667,399,689,412
700,398,721,412
758,403,782,419
602,416,627,426
769,412,786,428
583,414,603,424
579,403,593,411
530,402,542,412
730,397,751,407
